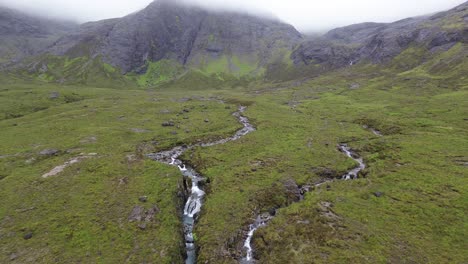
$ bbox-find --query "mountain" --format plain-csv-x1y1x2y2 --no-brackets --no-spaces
0,6,77,64
3,0,467,87
16,0,302,86
292,2,468,71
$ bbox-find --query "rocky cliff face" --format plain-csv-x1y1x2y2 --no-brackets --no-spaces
47,0,302,74
293,2,468,68
0,6,77,63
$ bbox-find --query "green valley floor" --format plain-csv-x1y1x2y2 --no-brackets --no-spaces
0,64,467,263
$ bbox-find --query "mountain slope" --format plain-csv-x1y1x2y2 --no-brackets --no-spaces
292,2,468,73
35,0,302,85
0,6,77,64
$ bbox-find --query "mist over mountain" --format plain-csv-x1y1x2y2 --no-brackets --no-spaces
1,0,466,32
1,0,467,87
0,6,77,63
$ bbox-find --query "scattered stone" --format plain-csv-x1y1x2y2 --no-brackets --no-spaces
128,206,144,222
128,205,159,223
183,109,190,113
49,91,60,99
126,154,137,162
162,121,175,127
145,205,160,222
131,128,150,133
349,83,360,89
79,136,97,144
15,207,36,213
39,149,60,156
160,109,171,114
119,177,129,185
138,223,147,230
139,196,148,203
23,232,33,240
25,157,36,164
374,192,384,197
204,119,209,123
297,220,310,224
42,155,94,178
10,253,18,261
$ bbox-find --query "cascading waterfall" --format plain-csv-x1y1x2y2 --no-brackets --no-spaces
241,143,367,263
148,106,255,264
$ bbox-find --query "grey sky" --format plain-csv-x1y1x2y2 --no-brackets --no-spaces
0,0,465,32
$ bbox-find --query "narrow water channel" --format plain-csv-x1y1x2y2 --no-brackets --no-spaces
241,143,367,263
148,106,255,264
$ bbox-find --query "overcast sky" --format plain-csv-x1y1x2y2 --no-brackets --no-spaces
0,0,465,32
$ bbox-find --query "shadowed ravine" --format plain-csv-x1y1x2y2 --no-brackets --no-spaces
241,143,367,263
147,106,255,264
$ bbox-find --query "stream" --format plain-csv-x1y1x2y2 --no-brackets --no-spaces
241,143,366,263
148,106,255,264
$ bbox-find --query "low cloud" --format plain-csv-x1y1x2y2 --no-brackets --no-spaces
0,0,465,32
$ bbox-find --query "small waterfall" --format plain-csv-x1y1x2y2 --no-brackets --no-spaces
338,144,366,180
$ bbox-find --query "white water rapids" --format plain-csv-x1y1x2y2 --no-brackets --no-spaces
241,143,367,263
148,106,255,264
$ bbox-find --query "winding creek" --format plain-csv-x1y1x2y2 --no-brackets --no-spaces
148,106,255,264
241,143,367,263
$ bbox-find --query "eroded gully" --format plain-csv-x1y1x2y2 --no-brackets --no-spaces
241,143,367,263
147,106,255,264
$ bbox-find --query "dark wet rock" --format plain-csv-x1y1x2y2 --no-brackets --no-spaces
39,149,60,156
283,179,301,202
23,232,33,240
374,192,384,197
314,167,339,179
183,109,190,113
204,119,210,123
139,196,148,203
162,121,175,127
49,91,60,99
268,208,277,216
